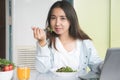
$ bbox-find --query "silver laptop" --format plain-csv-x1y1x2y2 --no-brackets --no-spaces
100,48,120,80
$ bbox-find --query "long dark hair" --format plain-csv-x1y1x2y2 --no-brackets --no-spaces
46,1,91,48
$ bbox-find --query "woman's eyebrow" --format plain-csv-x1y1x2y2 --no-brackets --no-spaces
51,15,55,17
51,15,66,17
60,15,66,17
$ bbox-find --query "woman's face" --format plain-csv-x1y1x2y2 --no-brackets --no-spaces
50,7,70,36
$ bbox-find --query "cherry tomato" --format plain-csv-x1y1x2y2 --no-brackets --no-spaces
3,65,10,71
9,64,13,70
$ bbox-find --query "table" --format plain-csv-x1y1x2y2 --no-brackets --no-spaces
13,70,80,80
13,70,99,80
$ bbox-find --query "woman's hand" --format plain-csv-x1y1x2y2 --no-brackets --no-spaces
32,27,47,46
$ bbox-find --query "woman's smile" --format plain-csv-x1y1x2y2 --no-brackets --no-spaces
55,27,62,33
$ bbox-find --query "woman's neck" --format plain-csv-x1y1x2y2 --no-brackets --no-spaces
58,34,76,52
58,34,75,45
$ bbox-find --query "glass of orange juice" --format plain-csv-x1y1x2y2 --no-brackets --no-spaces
17,65,30,80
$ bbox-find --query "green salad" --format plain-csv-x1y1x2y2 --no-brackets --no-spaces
0,58,15,71
56,66,77,72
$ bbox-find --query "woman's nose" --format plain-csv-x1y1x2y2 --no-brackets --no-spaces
56,18,60,26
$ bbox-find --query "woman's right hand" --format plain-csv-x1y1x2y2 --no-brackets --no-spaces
32,27,47,46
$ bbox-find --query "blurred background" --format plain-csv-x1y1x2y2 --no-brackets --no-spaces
0,0,120,70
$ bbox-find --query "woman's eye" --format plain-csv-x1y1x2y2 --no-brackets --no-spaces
61,17,66,20
50,16,67,20
51,16,56,19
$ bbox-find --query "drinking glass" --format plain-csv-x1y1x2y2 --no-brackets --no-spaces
17,65,30,80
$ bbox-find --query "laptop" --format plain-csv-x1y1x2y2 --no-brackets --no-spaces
100,48,120,80
79,48,120,80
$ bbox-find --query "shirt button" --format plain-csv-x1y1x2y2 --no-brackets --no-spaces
83,68,85,70
84,62,86,64
86,56,88,58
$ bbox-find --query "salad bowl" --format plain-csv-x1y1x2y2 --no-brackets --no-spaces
0,58,15,80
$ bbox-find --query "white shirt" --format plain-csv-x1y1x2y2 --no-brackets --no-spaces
52,38,80,71
36,37,102,74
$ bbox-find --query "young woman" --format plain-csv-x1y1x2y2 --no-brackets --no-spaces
32,1,103,75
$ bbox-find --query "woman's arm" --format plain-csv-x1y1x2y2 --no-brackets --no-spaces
35,42,53,73
32,27,52,73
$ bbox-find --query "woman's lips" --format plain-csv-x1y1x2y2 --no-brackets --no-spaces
55,28,61,32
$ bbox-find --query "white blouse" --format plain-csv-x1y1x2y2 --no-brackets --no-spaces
52,38,81,71
35,37,103,74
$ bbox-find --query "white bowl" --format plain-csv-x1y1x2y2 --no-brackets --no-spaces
0,70,14,80
52,71,77,77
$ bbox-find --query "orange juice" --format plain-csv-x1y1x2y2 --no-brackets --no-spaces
17,65,30,80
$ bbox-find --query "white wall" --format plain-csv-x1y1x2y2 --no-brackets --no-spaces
12,0,57,64
12,0,57,46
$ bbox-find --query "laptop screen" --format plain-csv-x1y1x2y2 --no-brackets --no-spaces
100,48,120,80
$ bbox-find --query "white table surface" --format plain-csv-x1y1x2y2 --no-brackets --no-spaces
13,70,80,80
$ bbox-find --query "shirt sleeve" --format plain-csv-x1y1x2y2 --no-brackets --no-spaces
35,41,53,73
83,40,103,73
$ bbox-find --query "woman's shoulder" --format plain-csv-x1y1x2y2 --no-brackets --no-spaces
77,39,92,43
78,39,94,47
83,39,93,43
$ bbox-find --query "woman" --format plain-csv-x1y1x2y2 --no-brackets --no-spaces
32,1,103,75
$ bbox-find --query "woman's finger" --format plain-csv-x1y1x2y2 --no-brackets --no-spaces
36,27,41,39
32,27,46,41
33,27,37,39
